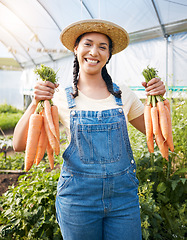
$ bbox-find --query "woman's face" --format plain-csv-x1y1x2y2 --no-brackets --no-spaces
74,32,110,75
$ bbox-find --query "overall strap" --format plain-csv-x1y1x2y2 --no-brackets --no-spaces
113,83,123,106
65,86,76,109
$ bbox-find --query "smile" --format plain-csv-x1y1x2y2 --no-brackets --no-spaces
85,58,99,64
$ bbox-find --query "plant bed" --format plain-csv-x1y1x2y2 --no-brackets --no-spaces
0,163,61,197
0,161,63,240
0,173,22,197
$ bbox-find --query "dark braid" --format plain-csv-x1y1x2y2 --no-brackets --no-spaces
72,55,79,98
102,65,122,98
102,37,122,98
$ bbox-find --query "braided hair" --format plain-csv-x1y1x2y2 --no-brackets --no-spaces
72,33,121,98
71,55,79,98
101,64,121,98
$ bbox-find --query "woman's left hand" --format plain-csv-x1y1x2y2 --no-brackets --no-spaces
142,77,166,96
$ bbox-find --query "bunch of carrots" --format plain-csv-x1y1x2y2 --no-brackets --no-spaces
142,66,174,161
25,64,60,171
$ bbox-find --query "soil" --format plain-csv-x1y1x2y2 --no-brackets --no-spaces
0,172,23,196
0,129,21,196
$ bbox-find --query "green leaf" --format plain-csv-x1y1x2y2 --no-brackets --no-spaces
171,180,179,191
34,64,58,83
158,194,170,203
157,182,167,193
3,208,12,217
173,168,187,176
180,178,187,184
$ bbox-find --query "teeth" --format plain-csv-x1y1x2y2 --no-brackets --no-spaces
86,59,98,64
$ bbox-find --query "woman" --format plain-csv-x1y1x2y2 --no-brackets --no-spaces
13,19,166,240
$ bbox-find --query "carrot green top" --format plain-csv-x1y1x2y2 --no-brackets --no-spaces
34,64,58,84
34,64,59,114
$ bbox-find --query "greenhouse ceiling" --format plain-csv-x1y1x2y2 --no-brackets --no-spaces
0,0,186,70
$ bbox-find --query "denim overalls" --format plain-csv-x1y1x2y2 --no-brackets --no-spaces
56,84,142,240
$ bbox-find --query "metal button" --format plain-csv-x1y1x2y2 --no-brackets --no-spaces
119,108,123,113
71,111,75,116
131,160,135,164
133,169,136,173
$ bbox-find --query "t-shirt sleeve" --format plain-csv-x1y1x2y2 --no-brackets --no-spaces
120,84,144,122
128,92,144,121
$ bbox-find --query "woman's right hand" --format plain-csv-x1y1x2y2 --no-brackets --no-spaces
33,80,59,105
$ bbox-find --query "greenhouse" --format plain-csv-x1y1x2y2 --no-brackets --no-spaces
0,1,186,240
0,0,186,109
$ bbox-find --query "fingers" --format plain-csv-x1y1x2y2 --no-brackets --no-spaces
34,81,58,101
141,82,147,88
144,78,166,96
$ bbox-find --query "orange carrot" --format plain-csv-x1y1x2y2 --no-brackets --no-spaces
51,105,60,155
44,100,57,139
155,124,169,161
43,110,56,151
25,113,43,171
46,141,54,169
163,141,169,161
151,106,159,137
157,101,168,140
144,104,154,153
35,121,48,165
164,105,174,152
163,99,171,112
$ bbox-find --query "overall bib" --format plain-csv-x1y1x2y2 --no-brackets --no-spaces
56,84,142,240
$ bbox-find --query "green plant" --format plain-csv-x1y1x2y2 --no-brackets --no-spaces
0,104,23,131
0,104,23,114
171,99,187,161
139,182,162,240
0,113,23,131
136,150,186,239
0,162,62,240
0,152,24,170
128,98,187,239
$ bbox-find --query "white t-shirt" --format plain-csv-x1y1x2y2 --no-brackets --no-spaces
53,84,144,140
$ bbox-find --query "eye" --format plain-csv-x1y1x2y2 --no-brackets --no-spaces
84,42,91,46
100,46,107,50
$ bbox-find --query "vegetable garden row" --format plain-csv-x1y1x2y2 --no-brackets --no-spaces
0,97,186,239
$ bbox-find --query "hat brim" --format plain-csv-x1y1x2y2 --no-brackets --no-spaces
60,19,129,55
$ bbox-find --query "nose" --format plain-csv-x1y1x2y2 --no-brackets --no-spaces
89,46,98,56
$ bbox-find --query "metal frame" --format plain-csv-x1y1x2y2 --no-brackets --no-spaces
0,0,186,69
0,25,36,66
36,0,62,32
0,0,54,62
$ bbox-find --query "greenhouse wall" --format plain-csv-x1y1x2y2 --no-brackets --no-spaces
1,33,186,110
0,70,23,109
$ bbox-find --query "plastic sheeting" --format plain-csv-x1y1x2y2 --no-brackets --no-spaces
1,31,186,109
19,32,186,105
0,70,22,109
0,1,186,109
0,0,187,67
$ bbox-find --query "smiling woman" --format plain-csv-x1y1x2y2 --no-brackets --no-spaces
13,19,166,240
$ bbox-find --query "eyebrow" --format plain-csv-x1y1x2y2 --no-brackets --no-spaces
84,38,108,46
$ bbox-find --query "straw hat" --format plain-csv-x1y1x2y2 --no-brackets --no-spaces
60,19,129,55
